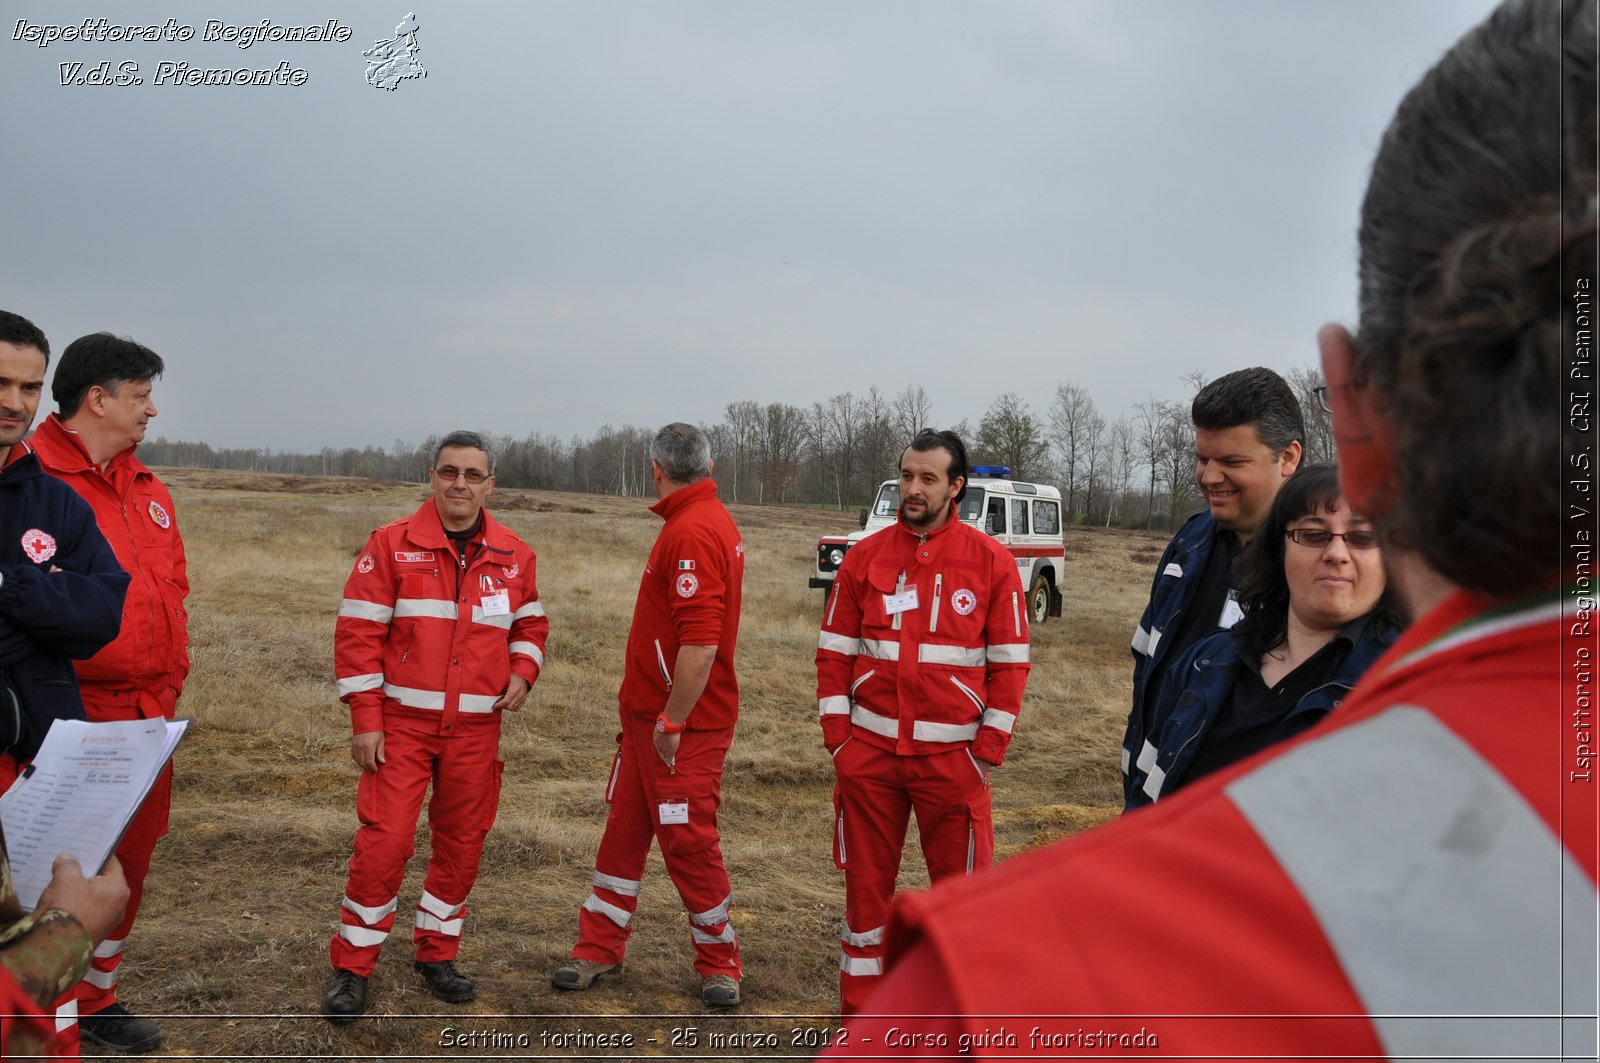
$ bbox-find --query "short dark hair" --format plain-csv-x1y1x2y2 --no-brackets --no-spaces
0,311,50,364
651,422,712,484
1234,464,1403,656
1191,367,1305,454
905,429,970,504
1350,0,1595,596
434,430,495,473
53,333,164,419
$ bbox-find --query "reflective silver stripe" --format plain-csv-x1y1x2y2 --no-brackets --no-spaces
1135,738,1158,774
414,910,464,936
818,695,851,718
691,896,731,926
840,955,883,976
383,683,444,710
1162,562,1182,578
92,937,125,960
980,708,1016,734
1120,745,1131,775
342,895,398,925
1130,624,1151,656
1147,627,1163,655
83,966,117,989
394,598,457,620
514,600,546,619
509,641,545,667
818,631,861,656
54,999,77,1031
987,642,1030,664
949,676,985,713
850,704,898,740
583,892,632,928
1227,706,1598,1059
459,693,498,714
593,872,641,897
337,672,384,697
340,598,394,624
418,890,464,920
1141,762,1167,801
913,719,979,743
338,924,389,948
861,638,900,661
471,607,513,629
691,925,738,945
919,644,985,667
842,923,885,948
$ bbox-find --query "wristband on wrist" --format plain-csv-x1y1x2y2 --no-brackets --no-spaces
656,712,686,735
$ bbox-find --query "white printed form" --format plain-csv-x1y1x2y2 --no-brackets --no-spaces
0,717,188,911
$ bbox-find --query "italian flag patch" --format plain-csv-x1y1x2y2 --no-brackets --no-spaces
678,560,695,570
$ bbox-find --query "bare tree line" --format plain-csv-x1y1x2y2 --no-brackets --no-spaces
139,367,1331,533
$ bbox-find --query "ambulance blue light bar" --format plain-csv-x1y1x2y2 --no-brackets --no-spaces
969,465,1011,477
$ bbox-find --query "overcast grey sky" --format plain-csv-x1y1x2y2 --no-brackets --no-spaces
1,0,1500,452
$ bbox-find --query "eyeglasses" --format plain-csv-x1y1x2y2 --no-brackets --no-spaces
433,465,489,484
1312,385,1331,414
1286,527,1379,550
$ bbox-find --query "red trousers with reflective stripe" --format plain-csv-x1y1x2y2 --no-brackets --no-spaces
329,714,503,976
832,739,992,1015
570,716,740,979
73,685,175,1017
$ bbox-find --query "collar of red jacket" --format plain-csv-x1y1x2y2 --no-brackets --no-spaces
31,413,147,478
1,441,32,474
649,476,720,521
893,502,961,543
409,496,513,552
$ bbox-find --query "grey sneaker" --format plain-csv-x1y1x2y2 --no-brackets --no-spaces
702,973,741,1007
550,958,622,991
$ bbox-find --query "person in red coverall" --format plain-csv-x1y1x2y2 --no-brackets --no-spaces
816,429,1029,1015
30,332,185,1056
323,430,548,1023
551,422,746,1008
826,1,1597,1057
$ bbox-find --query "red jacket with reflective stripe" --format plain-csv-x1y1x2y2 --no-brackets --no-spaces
335,500,547,734
828,590,1596,1059
617,478,743,730
29,414,190,706
817,510,1029,765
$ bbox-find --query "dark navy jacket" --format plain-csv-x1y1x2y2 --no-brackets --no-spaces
1125,613,1399,809
0,444,129,762
1123,510,1223,806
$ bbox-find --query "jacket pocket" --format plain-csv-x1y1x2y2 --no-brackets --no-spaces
654,639,673,688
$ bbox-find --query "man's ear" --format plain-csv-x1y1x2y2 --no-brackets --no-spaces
1318,323,1397,519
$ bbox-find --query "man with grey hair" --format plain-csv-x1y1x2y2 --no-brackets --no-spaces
553,422,746,1007
325,430,548,1022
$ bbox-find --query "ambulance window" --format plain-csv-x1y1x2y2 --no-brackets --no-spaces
1033,500,1061,535
1010,499,1030,535
958,487,986,523
873,483,899,517
985,497,1006,536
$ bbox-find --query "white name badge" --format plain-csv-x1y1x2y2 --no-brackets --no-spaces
481,591,511,617
1219,591,1244,629
658,800,689,825
884,587,919,615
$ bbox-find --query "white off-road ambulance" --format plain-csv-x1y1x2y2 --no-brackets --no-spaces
809,466,1065,625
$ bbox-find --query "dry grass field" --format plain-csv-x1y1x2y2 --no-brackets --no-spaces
87,468,1166,1060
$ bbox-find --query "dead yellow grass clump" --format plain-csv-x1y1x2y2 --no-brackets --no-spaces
102,469,1157,1058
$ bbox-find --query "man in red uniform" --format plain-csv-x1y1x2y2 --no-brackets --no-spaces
816,429,1030,1015
30,332,184,1056
551,422,745,1008
324,430,548,1022
827,0,1596,1055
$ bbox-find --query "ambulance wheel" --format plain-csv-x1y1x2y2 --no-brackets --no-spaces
1028,574,1051,626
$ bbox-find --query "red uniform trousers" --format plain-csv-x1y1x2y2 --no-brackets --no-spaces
832,739,992,1016
70,684,176,1018
329,714,504,977
570,715,740,980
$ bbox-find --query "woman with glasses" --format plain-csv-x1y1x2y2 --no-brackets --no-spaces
1128,464,1401,808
